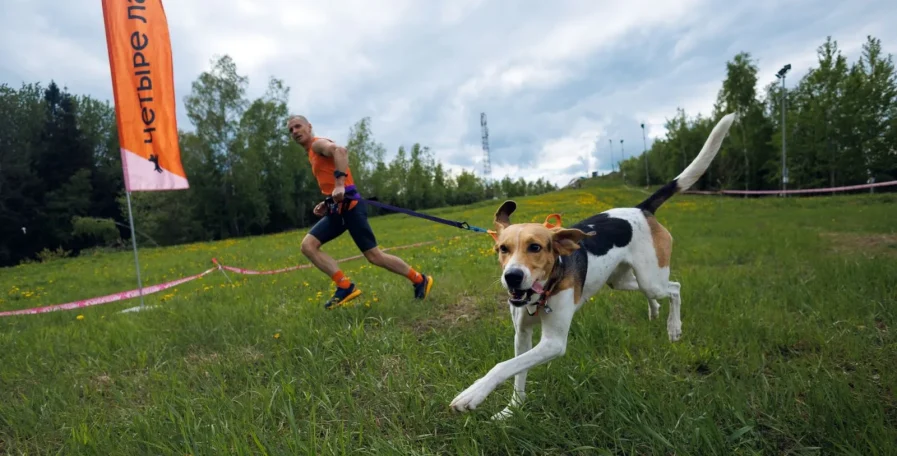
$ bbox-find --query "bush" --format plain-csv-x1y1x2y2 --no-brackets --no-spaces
72,216,122,247
35,247,71,263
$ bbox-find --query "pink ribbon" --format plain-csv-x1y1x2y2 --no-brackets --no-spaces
0,267,217,317
1,236,468,318
684,180,897,195
212,257,314,275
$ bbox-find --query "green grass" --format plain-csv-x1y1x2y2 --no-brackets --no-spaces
1,183,896,455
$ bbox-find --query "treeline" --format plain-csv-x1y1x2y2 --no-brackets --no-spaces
0,55,555,267
619,35,897,191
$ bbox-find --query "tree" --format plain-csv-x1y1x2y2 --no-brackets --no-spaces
619,33,897,194
856,36,897,183
0,56,570,265
0,82,45,264
712,51,775,191
183,54,250,237
33,82,95,253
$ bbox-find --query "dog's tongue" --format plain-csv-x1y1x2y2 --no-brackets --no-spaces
531,281,544,293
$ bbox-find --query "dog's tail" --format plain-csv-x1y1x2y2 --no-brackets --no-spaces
636,112,736,215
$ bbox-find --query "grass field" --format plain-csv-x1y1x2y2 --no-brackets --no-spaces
1,180,896,455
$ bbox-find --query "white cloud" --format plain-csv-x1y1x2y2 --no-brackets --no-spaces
2,0,896,189
455,0,707,101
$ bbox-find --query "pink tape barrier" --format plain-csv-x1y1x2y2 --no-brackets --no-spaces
0,267,218,318
213,257,314,275
0,236,467,318
684,180,897,196
211,238,453,275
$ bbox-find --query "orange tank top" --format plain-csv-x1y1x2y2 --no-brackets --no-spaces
307,137,356,195
307,137,358,211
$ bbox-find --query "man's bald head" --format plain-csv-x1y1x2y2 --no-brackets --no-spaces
287,115,313,146
287,114,309,125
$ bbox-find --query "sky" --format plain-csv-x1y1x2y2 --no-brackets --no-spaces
2,0,895,188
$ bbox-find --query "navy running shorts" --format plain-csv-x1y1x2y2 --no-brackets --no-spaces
307,199,378,252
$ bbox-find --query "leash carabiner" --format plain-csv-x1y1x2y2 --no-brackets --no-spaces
460,221,487,233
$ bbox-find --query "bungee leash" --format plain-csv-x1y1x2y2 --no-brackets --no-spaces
323,185,490,233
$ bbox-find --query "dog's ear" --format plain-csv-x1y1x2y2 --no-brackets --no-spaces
552,228,595,256
493,200,516,230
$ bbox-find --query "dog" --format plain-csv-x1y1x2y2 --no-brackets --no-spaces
449,112,736,419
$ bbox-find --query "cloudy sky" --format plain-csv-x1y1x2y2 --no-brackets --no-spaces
2,0,895,187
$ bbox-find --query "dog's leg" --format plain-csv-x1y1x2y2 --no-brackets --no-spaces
450,289,576,413
491,307,536,421
631,264,681,342
610,268,661,320
666,281,682,342
648,299,661,321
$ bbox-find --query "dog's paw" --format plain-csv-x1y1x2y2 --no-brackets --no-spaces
667,323,682,342
491,407,515,421
449,379,494,412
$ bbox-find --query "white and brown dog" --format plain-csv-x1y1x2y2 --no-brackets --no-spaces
449,112,736,419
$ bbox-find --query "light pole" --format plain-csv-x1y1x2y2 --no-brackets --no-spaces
776,63,791,196
608,138,613,173
641,122,649,187
620,139,625,180
593,135,601,178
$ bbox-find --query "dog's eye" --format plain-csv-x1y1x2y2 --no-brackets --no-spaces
528,243,542,253
499,245,509,254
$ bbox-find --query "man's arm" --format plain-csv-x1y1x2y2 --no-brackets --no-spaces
312,139,350,187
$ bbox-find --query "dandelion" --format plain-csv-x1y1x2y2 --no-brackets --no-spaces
273,332,281,339
76,314,84,321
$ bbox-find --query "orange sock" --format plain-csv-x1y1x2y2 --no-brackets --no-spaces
406,268,424,284
331,270,352,289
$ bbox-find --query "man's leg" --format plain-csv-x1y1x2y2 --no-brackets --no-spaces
346,201,434,300
299,234,339,276
302,213,361,309
361,246,414,275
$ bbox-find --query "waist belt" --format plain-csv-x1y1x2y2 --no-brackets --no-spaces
324,184,360,216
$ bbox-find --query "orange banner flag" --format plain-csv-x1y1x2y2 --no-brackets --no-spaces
101,0,188,191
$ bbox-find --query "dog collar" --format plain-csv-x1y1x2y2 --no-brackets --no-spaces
525,257,563,316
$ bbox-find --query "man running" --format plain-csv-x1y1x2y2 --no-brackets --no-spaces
287,115,434,309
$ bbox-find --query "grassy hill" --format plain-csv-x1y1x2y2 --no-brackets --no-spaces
1,181,896,454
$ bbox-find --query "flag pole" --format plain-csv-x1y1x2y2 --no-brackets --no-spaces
125,190,145,309
102,0,188,313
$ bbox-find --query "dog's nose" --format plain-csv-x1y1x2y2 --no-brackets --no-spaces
504,268,525,288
